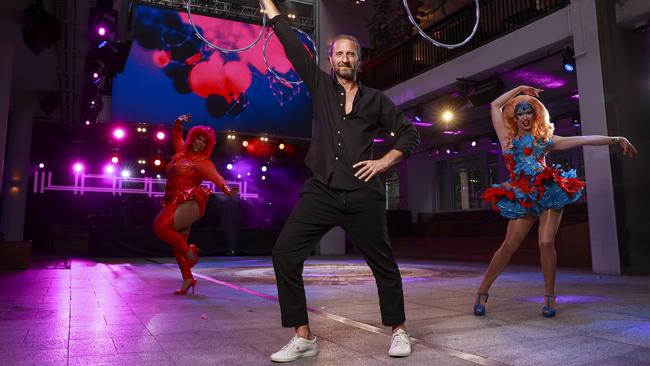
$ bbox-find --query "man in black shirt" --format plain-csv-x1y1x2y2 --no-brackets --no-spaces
261,1,420,362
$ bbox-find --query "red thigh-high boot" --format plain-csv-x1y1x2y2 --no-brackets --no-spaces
153,204,198,267
177,231,192,277
174,231,197,294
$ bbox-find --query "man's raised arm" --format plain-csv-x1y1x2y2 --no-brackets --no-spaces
260,0,320,90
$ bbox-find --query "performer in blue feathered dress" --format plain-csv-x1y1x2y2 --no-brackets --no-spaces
473,85,637,318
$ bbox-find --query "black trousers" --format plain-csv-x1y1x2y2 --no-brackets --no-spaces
272,178,406,328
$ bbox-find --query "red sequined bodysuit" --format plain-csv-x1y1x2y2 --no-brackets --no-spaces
153,120,226,281
163,120,226,215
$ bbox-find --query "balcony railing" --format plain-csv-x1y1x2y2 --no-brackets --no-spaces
361,0,569,90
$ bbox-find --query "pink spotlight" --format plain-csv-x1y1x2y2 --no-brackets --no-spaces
73,162,84,173
85,120,91,125
98,27,106,36
38,163,45,169
113,128,125,139
104,165,115,175
111,156,119,164
93,72,99,79
156,131,166,140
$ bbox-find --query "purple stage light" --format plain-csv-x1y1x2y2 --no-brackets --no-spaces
507,69,567,89
471,141,477,147
261,166,267,172
156,131,166,140
38,163,45,169
121,170,130,178
521,295,608,304
261,175,266,180
104,165,115,175
98,27,107,36
227,163,233,170
373,138,384,143
93,72,99,79
442,130,462,135
413,122,433,127
73,162,84,173
113,128,125,139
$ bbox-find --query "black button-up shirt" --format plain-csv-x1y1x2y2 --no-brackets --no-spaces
272,17,420,192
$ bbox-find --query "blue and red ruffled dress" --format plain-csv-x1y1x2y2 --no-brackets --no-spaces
482,134,585,219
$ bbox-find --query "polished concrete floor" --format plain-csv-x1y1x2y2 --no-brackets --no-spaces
1,256,649,365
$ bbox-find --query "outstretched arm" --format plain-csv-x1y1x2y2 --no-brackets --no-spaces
173,114,191,154
196,160,236,196
490,85,543,148
550,135,638,157
260,0,320,90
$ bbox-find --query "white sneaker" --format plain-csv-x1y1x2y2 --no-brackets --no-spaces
388,329,412,357
270,335,318,362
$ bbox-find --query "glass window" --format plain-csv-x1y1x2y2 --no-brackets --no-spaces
452,155,484,210
384,171,400,210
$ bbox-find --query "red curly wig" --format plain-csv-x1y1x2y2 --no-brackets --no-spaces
184,125,216,159
503,95,554,142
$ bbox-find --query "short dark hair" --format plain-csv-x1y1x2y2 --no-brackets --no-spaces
328,34,361,57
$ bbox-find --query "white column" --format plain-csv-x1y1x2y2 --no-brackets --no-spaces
404,156,434,222
317,227,345,255
570,0,620,274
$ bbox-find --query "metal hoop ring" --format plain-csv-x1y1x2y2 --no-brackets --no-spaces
185,0,267,54
263,27,318,86
402,0,480,49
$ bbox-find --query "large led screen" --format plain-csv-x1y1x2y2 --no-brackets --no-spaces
112,4,313,138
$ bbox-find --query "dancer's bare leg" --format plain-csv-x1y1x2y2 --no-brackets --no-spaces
538,209,563,308
476,216,537,304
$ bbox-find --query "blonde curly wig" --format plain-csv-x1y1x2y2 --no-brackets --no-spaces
503,95,554,141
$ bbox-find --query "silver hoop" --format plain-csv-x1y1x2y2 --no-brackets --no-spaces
185,0,267,54
263,27,318,86
402,0,480,49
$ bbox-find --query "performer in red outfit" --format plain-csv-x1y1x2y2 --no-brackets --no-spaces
153,113,235,294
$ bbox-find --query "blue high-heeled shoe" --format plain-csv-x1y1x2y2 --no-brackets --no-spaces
542,295,556,317
473,293,489,316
